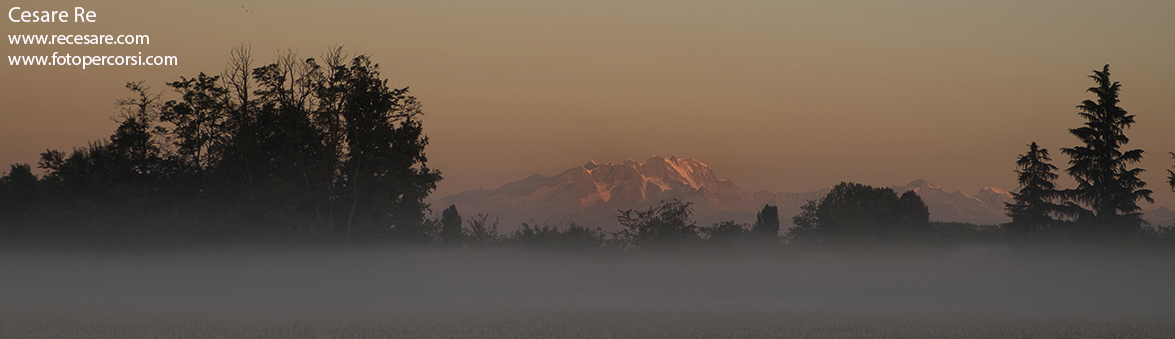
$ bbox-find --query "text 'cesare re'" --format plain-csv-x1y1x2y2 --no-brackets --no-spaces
8,7,96,23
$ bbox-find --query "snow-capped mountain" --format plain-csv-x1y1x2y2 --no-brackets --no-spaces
433,156,748,229
432,156,1015,230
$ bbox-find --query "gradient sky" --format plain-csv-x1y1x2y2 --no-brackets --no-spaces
3,0,1174,208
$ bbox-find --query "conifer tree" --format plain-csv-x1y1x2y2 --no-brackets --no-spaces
1060,65,1152,234
1005,142,1065,235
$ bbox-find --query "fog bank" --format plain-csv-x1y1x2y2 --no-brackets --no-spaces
3,245,1174,321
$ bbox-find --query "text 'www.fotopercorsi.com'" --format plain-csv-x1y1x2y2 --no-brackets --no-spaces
7,6,178,69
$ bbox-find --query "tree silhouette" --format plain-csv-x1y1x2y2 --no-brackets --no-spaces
897,191,930,226
10,47,443,245
463,213,500,245
508,221,607,251
1005,142,1067,236
0,164,38,230
786,182,929,244
1167,152,1175,192
699,220,751,250
614,198,701,251
440,205,463,244
316,55,441,239
160,73,230,172
1060,65,1152,235
752,204,780,238
111,81,165,181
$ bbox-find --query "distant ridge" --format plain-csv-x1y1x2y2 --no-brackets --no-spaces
432,156,1173,230
889,179,1013,225
433,156,751,229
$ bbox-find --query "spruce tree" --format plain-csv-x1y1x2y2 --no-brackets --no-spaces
1060,65,1152,234
1005,142,1065,235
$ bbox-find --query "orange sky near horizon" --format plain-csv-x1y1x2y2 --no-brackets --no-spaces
3,0,1174,209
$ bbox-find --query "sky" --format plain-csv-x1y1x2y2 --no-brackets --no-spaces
2,0,1174,208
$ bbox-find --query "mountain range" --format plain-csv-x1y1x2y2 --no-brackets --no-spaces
432,156,1172,231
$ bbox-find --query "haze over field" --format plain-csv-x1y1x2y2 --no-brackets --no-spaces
6,2,1175,338
3,246,1175,338
4,0,1175,209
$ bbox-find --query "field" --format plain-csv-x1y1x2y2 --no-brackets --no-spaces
4,310,1174,338
2,245,1173,338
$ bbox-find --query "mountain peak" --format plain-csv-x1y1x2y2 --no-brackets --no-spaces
434,161,1028,230
904,179,935,188
433,156,747,230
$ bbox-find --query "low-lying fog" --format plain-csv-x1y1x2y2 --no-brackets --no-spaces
2,245,1174,337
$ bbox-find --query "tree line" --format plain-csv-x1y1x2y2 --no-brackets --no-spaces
427,186,985,252
1003,65,1175,243
1,55,1173,249
424,199,784,252
0,46,440,245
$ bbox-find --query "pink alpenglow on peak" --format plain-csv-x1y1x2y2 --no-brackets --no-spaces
434,156,752,230
433,158,1023,231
